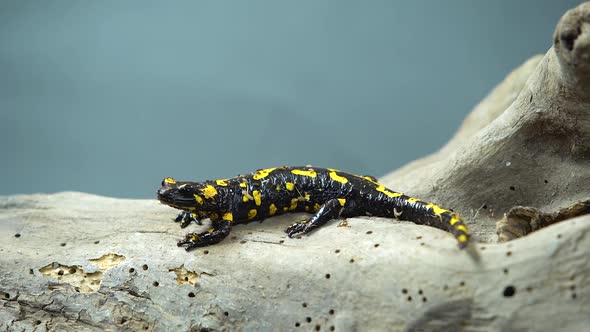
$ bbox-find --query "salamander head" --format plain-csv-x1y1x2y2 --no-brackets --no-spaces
157,177,208,210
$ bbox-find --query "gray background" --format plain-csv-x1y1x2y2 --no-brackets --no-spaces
0,0,580,198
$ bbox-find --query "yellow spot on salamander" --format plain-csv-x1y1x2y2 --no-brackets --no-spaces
200,185,218,199
193,194,204,204
222,212,233,222
426,203,448,216
210,212,219,220
286,182,295,191
269,204,277,216
290,198,298,211
253,168,277,180
291,169,317,178
363,176,379,184
457,234,468,243
407,197,419,203
190,234,199,241
330,171,349,184
283,207,289,212
240,182,248,188
449,215,461,225
243,195,249,202
276,185,281,191
455,224,468,233
304,193,311,201
305,206,310,211
247,209,257,220
253,190,262,206
337,198,346,206
314,203,321,211
376,185,402,198
216,179,229,186
207,228,215,233
164,177,176,184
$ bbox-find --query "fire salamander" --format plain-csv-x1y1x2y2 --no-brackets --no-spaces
157,166,470,251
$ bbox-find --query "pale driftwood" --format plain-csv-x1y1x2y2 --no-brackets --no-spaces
381,3,590,244
0,193,589,331
2,3,590,331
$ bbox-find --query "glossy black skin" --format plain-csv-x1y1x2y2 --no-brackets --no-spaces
157,166,469,250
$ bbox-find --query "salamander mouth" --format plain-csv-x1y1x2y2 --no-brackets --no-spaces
157,187,174,205
157,187,196,209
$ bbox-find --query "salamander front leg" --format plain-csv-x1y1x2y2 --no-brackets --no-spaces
174,211,203,227
286,198,345,237
177,220,232,251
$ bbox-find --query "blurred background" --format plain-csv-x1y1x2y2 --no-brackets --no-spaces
0,0,580,198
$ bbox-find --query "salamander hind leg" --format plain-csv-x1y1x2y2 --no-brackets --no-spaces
174,211,203,227
178,220,232,251
285,198,345,238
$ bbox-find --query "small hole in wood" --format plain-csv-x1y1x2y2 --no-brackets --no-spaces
509,186,515,191
503,286,516,297
142,264,148,271
188,292,195,298
306,317,312,323
129,268,135,273
14,233,21,238
153,281,159,287
366,230,373,234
